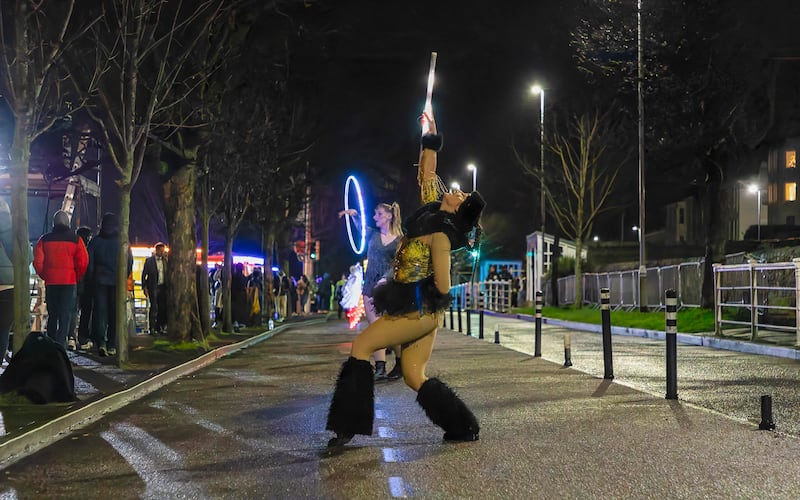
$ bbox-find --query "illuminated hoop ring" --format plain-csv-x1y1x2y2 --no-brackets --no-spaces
344,175,367,254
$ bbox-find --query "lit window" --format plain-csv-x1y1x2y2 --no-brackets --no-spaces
787,150,797,168
785,182,797,201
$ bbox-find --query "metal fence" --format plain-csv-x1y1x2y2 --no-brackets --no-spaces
713,259,799,345
451,280,514,312
550,260,704,310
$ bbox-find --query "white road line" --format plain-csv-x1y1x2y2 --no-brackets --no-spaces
0,487,17,499
388,476,411,497
382,448,398,462
101,423,203,499
377,426,397,438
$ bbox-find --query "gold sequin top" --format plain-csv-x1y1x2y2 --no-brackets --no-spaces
392,238,432,284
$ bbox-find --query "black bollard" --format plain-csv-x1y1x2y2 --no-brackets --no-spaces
449,306,454,331
759,395,776,431
665,289,678,400
601,287,614,380
457,303,463,333
466,308,472,336
534,290,543,357
563,334,573,367
494,325,500,344
479,310,485,339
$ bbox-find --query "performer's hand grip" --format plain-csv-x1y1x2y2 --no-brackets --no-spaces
421,133,443,152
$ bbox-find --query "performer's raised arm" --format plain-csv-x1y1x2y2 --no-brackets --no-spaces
418,113,445,205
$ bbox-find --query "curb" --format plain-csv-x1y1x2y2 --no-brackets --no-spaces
482,310,800,361
0,318,327,470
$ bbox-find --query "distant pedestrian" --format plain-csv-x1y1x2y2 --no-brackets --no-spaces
87,213,132,357
334,273,346,319
141,242,168,335
70,226,94,350
318,272,332,312
33,210,88,349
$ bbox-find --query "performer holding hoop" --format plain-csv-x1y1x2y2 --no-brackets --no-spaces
338,201,404,381
326,112,486,447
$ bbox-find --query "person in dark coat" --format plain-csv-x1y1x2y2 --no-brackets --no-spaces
87,213,132,357
231,263,249,328
69,226,94,350
141,242,168,335
33,210,88,349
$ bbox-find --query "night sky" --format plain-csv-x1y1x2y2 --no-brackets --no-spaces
304,0,800,275
306,1,584,269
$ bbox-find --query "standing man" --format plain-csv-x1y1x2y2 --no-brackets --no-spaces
141,242,168,336
33,210,88,349
88,213,132,357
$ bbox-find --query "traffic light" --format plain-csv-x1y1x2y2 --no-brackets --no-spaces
470,248,479,259
310,240,320,260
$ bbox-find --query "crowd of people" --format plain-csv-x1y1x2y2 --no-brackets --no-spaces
31,210,132,357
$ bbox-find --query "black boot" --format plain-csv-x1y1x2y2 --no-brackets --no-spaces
416,378,480,442
326,357,374,447
386,358,402,380
374,360,387,381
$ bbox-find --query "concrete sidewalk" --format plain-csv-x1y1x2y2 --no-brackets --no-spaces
461,310,800,360
0,316,327,468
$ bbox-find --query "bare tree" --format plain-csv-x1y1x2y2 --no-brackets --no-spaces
518,110,625,307
70,0,224,362
0,1,99,351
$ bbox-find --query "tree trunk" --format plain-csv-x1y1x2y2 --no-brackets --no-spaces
701,158,723,308
223,230,234,333
163,163,201,342
550,235,560,307
9,121,32,353
116,183,132,364
199,173,211,335
574,239,583,309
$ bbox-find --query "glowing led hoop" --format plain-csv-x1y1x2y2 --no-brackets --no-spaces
344,175,366,254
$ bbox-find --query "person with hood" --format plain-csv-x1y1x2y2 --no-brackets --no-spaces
33,210,88,349
325,114,486,447
87,213,132,357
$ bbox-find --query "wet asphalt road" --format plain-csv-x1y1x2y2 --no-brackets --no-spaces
4,317,800,498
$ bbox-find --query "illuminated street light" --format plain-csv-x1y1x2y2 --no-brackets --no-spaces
530,83,545,298
467,163,477,192
450,181,461,192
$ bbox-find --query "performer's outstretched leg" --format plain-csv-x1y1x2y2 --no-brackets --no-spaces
416,378,480,442
326,357,374,447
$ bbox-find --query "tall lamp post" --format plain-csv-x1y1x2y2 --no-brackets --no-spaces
530,84,545,298
748,184,762,240
467,163,477,192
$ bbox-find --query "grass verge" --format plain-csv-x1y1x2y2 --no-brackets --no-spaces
511,305,715,334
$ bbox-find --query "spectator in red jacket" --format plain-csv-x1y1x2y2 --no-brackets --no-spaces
33,210,88,349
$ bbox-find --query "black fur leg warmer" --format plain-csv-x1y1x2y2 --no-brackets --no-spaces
416,378,480,442
326,357,375,437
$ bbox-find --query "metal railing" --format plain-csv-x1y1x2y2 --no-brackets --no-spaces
451,280,514,312
713,259,799,345
551,260,704,310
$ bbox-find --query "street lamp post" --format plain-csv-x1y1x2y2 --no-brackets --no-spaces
467,163,477,192
531,84,545,298
748,184,761,240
